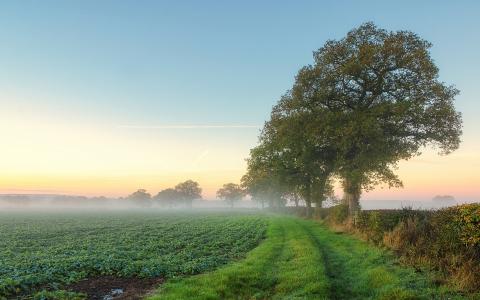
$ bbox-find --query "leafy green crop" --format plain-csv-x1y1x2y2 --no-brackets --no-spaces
0,211,267,299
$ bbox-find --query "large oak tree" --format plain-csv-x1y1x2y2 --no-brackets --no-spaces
288,22,462,213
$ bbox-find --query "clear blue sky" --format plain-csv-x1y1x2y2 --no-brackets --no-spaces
0,1,479,200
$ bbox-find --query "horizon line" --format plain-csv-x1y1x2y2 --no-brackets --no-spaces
118,124,261,129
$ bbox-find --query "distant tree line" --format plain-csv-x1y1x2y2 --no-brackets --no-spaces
127,180,250,208
241,22,462,217
127,179,202,208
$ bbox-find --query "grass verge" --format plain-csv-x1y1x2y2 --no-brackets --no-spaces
149,216,465,299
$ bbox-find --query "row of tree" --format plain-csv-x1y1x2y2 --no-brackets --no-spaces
241,23,462,217
126,180,248,208
127,180,202,208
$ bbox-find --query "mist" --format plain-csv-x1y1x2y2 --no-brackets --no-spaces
1,193,477,212
0,194,260,211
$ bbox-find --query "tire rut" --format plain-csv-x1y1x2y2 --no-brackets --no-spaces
260,219,289,298
298,221,356,300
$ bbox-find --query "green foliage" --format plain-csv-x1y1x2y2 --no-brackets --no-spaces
216,183,245,208
267,98,337,211
300,21,463,180
328,204,350,224
241,144,288,209
153,180,202,208
33,290,86,300
126,189,152,207
454,204,480,247
153,188,180,207
175,180,202,207
355,208,431,243
322,204,480,292
0,212,266,299
244,22,463,215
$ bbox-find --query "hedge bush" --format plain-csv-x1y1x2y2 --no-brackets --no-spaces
322,203,480,292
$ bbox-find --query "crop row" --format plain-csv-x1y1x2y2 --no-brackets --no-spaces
0,211,267,298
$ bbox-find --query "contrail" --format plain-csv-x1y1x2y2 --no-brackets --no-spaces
119,125,261,129
193,149,210,165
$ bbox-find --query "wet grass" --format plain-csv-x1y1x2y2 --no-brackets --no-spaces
150,216,465,299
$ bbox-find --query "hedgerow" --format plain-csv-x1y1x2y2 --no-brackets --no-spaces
319,203,480,292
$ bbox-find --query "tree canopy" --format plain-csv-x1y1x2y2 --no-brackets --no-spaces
242,143,288,209
216,183,245,208
243,22,462,215
154,188,180,208
175,180,202,208
127,189,152,207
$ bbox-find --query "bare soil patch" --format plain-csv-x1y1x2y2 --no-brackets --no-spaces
67,276,164,300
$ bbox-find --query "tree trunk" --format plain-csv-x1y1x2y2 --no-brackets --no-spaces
305,182,313,218
305,199,312,218
268,198,274,209
314,197,324,219
343,178,361,215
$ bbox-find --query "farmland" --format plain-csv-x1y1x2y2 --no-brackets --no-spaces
0,211,267,299
1,211,470,299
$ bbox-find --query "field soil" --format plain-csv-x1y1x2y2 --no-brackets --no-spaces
67,276,164,299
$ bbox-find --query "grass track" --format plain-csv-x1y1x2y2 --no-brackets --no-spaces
149,216,464,300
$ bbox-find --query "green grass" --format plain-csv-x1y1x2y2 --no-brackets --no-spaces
149,217,330,299
0,211,267,298
150,216,465,300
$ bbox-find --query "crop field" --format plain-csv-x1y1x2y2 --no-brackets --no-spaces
0,211,469,300
0,211,267,299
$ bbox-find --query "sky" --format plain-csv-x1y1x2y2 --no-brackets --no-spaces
0,1,479,201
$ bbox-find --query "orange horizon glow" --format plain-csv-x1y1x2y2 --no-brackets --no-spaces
1,101,479,202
